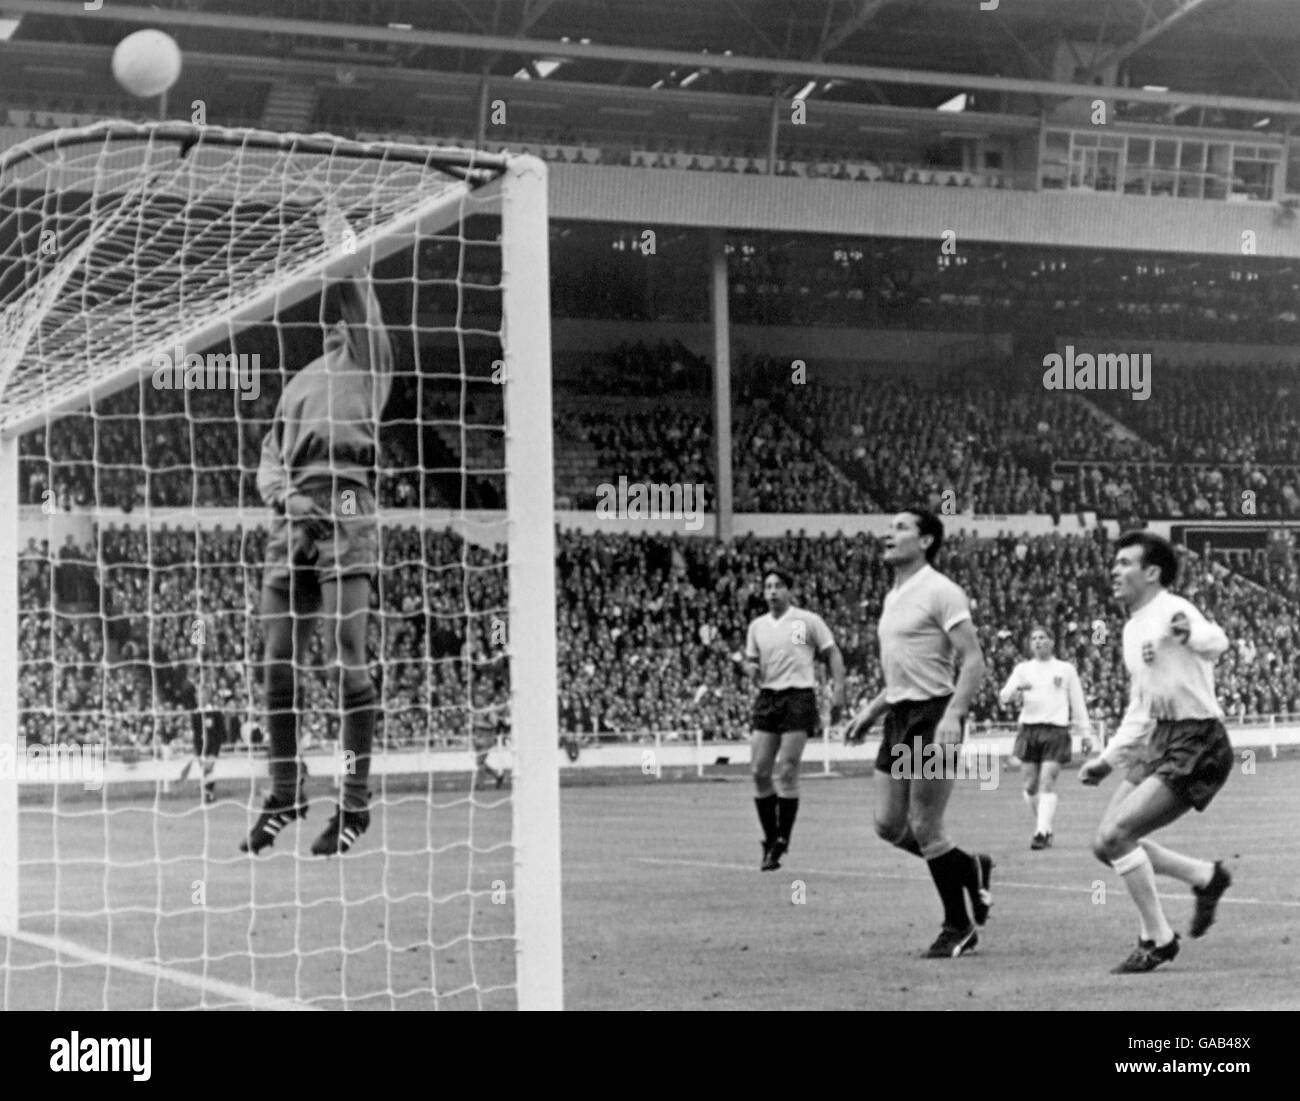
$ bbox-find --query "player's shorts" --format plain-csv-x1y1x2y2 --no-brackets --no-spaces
752,687,819,736
263,476,379,602
1013,723,1072,766
1124,718,1233,812
875,694,952,773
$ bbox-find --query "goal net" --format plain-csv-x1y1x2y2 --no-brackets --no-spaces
0,121,561,1010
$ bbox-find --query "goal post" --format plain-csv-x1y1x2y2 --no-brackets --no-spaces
0,121,562,1010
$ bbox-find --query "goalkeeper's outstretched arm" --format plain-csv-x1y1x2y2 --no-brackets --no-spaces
330,275,394,410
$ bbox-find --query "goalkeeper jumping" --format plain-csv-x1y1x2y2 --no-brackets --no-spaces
241,257,393,857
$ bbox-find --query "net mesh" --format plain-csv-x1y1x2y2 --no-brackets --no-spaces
1,122,528,1010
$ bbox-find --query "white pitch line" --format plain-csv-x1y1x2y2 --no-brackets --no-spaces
635,857,1300,909
7,931,320,1011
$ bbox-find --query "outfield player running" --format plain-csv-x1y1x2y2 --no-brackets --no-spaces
999,626,1090,849
1080,531,1234,974
845,509,993,959
742,568,846,872
241,267,393,857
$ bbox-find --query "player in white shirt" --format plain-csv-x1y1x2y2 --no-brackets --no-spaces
1080,531,1234,974
999,627,1090,849
742,568,846,871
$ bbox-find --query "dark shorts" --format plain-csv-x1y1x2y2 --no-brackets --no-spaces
263,478,379,602
1125,718,1233,812
1014,723,1073,766
875,695,952,773
752,688,819,736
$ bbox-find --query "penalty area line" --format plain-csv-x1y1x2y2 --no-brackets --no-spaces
6,930,320,1011
635,857,1300,910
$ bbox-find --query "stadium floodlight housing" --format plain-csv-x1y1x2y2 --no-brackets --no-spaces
0,121,561,1010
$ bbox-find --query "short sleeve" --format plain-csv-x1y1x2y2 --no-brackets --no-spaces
744,620,759,661
934,579,972,634
808,613,836,653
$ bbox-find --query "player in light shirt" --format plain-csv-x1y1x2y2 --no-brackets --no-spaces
844,509,993,959
999,627,1090,849
1080,531,1234,974
742,568,846,871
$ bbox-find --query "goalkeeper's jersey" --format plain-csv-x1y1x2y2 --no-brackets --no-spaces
257,302,393,505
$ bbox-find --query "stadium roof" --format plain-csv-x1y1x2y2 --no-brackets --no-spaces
4,0,1300,117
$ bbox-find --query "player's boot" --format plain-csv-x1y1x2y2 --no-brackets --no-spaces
924,924,978,958
311,805,371,856
760,840,779,871
967,853,994,925
768,836,789,870
1030,832,1048,850
1110,934,1179,974
240,790,308,854
203,782,216,804
1189,861,1231,938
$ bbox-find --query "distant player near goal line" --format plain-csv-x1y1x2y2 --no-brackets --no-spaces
998,625,1090,850
740,567,846,872
1080,531,1234,974
241,256,393,857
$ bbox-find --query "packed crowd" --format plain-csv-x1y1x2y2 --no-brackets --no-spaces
18,525,1300,750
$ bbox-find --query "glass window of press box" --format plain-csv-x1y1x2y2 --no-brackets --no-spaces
1041,129,1285,202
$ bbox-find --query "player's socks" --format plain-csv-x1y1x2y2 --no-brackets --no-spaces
923,843,973,930
265,679,299,801
754,793,778,845
1112,847,1175,947
340,684,377,812
1036,792,1058,837
775,796,799,843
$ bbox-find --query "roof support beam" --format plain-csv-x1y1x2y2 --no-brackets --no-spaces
5,0,1299,116
1076,0,1216,82
810,0,889,62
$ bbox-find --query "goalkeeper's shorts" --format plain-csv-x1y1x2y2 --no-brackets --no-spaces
263,476,379,597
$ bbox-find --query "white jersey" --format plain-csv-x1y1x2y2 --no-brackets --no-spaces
877,565,972,703
1101,590,1228,768
999,658,1089,733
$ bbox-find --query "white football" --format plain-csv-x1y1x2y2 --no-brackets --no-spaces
112,29,183,98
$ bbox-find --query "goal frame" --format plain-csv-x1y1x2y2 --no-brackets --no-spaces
0,123,562,1011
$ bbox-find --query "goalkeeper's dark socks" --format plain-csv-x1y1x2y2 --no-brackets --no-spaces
754,793,778,844
341,684,377,812
775,796,799,842
265,681,299,801
925,844,975,930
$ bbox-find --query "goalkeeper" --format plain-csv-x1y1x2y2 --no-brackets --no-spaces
241,261,393,857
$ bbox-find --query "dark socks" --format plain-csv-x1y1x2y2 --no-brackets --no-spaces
266,674,298,801
927,847,974,929
341,684,377,812
754,793,778,843
775,796,799,841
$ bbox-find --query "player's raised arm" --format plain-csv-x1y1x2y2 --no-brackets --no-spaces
332,275,394,405
1170,604,1228,658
